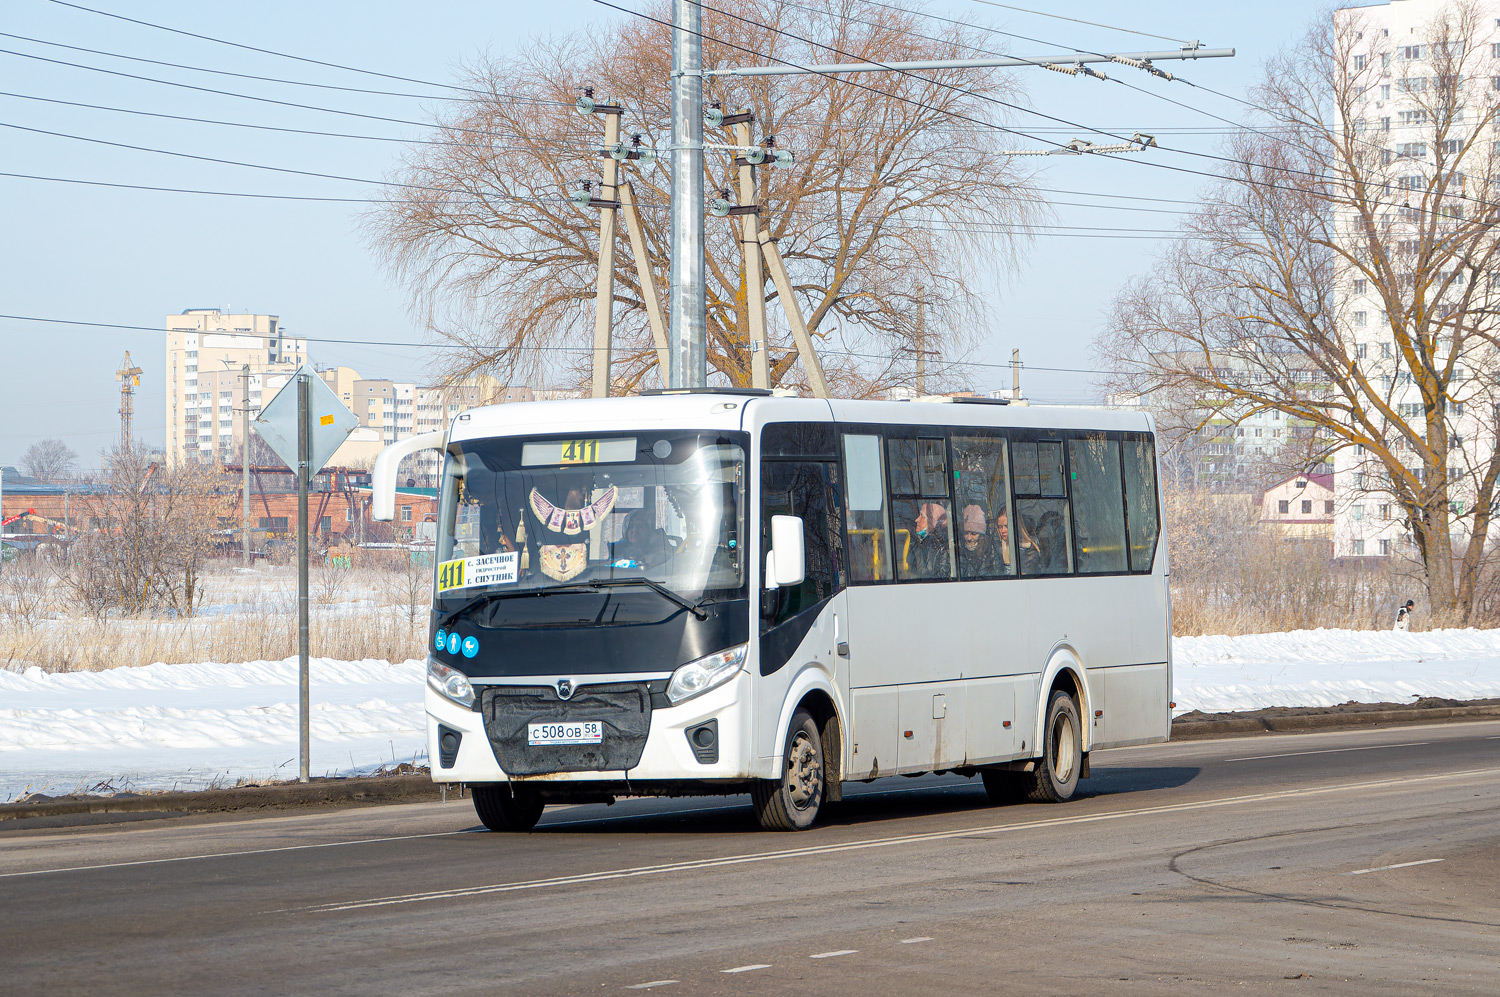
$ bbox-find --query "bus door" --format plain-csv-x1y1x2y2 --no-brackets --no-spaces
757,446,847,765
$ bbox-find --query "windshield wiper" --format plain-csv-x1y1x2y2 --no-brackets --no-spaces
434,591,509,632
575,577,709,620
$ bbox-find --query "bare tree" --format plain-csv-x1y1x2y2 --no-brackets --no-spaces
22,438,77,483
65,448,232,618
1098,2,1500,620
367,0,1041,395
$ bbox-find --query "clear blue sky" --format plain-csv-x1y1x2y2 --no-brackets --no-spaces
0,0,1319,468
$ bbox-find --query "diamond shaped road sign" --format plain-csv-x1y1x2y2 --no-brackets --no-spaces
253,365,359,474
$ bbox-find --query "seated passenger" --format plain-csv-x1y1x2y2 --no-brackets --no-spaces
958,504,1002,578
909,502,951,579
612,509,672,568
999,510,1042,574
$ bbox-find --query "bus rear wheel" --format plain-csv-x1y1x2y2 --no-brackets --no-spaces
752,708,824,831
472,784,545,832
1026,690,1082,803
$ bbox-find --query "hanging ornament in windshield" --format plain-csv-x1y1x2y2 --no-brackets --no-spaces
528,485,618,535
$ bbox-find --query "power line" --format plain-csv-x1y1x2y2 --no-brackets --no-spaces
0,313,1126,378
0,90,589,151
0,46,578,145
963,1,1197,47
0,30,470,103
43,0,561,105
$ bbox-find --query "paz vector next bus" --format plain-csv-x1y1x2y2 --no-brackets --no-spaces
371,390,1171,832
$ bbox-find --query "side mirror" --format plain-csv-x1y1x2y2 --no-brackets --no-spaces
764,514,806,591
371,431,446,521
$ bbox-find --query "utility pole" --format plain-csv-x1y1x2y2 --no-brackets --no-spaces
617,180,672,378
670,0,706,388
115,352,142,451
587,95,624,398
727,113,770,389
755,230,830,398
916,294,926,396
241,364,251,566
1012,349,1022,400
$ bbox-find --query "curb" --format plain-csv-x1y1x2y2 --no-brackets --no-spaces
1169,703,1500,740
0,773,440,822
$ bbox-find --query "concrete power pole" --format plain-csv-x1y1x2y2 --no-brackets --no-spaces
1012,349,1022,400
916,296,926,397
669,0,706,388
731,117,770,389
591,105,623,398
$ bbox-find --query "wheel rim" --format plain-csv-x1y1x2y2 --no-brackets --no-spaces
785,731,822,811
1049,710,1077,783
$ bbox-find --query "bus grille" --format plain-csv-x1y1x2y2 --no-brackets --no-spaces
479,683,652,775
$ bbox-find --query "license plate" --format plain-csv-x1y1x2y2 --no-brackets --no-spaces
527,721,603,746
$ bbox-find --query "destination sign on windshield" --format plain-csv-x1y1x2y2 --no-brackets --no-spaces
521,437,637,466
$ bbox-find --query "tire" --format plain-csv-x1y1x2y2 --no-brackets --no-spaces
752,708,824,831
1025,690,1082,803
472,784,545,832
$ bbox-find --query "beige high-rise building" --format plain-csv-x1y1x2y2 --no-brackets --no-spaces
164,309,307,464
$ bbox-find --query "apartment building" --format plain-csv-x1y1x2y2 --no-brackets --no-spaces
164,310,307,464
1332,0,1500,558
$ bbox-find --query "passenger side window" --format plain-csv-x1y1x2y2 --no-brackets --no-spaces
1068,433,1127,574
951,435,1015,578
842,434,893,582
761,461,842,625
1122,435,1161,573
887,434,955,581
1011,438,1073,576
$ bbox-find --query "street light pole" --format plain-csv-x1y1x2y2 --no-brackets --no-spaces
241,363,251,567
669,0,707,388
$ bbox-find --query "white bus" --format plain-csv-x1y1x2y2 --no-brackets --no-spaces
372,391,1170,832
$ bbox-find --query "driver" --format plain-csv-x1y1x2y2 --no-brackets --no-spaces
612,509,672,568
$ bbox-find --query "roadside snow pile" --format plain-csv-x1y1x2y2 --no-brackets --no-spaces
0,657,425,802
4,628,1500,801
1173,627,1500,715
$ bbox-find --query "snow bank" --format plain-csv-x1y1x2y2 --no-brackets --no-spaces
3,628,1499,801
1173,627,1500,714
0,657,425,801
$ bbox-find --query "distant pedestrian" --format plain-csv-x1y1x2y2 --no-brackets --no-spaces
1394,599,1415,632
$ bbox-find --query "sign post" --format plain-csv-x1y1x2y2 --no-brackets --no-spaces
254,366,358,783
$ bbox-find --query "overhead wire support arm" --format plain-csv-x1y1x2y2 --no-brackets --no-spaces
703,48,1234,78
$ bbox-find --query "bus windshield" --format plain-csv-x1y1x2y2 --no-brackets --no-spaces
435,431,747,610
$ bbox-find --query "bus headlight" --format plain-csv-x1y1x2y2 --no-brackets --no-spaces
666,644,748,705
427,658,476,709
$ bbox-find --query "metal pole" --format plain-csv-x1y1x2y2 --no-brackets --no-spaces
915,292,926,397
734,119,771,389
592,110,622,398
670,0,707,388
1012,349,1022,400
705,48,1236,77
241,363,251,567
297,373,311,784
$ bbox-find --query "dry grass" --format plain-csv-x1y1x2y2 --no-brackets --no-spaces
0,552,432,673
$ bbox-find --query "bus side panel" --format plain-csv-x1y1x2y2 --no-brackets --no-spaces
965,675,1021,764
848,687,899,779
1096,663,1170,748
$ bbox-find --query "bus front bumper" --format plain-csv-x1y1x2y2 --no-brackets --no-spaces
424,670,765,785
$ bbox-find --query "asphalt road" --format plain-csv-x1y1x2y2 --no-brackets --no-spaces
3,721,1497,995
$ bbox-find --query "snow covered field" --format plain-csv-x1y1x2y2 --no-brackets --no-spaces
4,628,1500,802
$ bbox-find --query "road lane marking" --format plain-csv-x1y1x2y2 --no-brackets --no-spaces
276,765,1499,914
624,981,677,989
0,828,481,880
810,950,858,959
1225,741,1429,762
1346,858,1445,876
900,937,933,944
720,965,771,974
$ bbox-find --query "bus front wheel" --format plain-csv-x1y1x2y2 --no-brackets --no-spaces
1026,690,1082,803
472,784,545,832
752,708,824,831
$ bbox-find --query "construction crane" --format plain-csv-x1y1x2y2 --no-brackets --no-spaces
116,351,142,450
